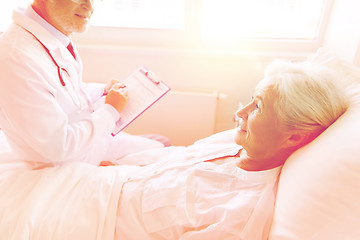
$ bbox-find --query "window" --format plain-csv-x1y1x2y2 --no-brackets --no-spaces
87,0,333,51
1,0,333,51
201,0,329,41
92,0,185,29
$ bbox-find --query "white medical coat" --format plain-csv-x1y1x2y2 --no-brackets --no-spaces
0,8,124,166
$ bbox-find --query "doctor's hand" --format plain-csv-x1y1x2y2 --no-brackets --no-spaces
105,84,129,113
99,160,119,167
104,79,122,95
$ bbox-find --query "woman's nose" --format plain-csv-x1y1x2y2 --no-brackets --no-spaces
236,103,251,120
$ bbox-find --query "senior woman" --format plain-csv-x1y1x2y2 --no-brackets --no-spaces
109,59,349,240
234,59,349,171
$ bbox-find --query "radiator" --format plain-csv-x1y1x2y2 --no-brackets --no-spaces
124,91,220,146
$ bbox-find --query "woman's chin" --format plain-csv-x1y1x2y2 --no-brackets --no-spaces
234,128,247,145
234,134,244,146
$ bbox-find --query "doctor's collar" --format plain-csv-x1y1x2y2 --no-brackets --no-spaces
24,4,71,47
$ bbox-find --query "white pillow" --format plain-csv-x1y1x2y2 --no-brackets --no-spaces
0,130,11,154
269,98,360,239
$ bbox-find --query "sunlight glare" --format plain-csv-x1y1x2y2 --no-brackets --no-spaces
201,0,326,45
0,0,29,31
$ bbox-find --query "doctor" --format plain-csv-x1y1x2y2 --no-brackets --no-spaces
0,0,166,168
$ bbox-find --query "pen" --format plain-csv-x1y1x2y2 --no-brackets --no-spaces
139,67,160,84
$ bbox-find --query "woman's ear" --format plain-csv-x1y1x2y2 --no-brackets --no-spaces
282,131,315,150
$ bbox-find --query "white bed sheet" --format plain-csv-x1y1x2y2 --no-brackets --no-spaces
0,130,27,171
0,129,273,240
0,129,125,239
0,129,244,239
0,162,136,239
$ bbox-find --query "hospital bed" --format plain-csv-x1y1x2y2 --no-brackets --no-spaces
0,51,360,239
1,99,359,239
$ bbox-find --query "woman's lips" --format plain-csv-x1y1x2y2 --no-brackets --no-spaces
237,126,247,133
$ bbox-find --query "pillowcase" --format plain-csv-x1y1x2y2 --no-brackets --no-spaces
0,130,10,154
269,91,360,239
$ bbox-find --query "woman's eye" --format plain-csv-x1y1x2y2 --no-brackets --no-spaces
250,98,261,112
254,103,261,112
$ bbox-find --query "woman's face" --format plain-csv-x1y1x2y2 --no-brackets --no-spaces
234,82,290,161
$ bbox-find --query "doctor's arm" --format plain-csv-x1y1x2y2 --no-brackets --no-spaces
0,55,124,164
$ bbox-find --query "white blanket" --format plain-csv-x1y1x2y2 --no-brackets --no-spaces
0,130,234,239
0,162,136,239
0,129,269,240
0,128,140,239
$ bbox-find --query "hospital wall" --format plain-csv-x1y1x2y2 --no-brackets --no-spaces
77,0,360,145
78,46,305,145
322,0,360,66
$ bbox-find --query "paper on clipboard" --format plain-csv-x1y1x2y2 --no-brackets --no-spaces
111,66,171,135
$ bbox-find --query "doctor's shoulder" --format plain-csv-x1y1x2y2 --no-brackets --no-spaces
0,31,59,95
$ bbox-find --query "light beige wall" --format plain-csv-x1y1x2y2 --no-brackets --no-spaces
78,45,307,135
77,0,360,139
323,0,360,64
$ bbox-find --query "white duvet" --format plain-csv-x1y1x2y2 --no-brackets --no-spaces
0,130,277,240
0,131,128,239
0,162,131,239
0,130,234,239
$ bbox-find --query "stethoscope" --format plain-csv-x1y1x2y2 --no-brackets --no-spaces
25,30,93,111
43,47,69,87
26,30,69,87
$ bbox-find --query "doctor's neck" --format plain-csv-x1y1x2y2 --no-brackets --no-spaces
31,3,71,36
31,2,47,21
31,0,94,37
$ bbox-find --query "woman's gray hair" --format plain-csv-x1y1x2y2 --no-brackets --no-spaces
261,60,350,132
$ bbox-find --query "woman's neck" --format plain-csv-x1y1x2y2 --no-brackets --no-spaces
237,149,288,171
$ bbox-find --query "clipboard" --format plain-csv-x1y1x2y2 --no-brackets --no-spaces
111,66,171,135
